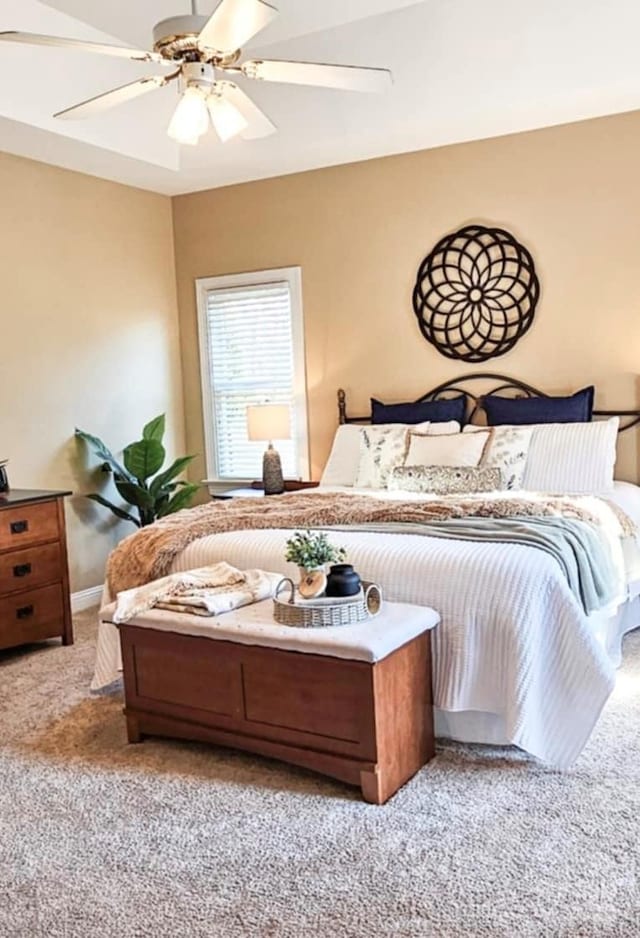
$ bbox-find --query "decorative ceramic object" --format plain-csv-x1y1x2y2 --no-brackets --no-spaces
298,567,327,599
0,460,9,494
325,564,361,598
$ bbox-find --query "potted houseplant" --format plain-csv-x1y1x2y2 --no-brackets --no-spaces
75,415,199,528
285,530,346,582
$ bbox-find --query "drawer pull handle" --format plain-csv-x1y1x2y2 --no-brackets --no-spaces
10,520,28,535
16,604,34,620
13,563,32,578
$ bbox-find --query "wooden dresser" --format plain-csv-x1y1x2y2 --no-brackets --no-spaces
0,489,73,651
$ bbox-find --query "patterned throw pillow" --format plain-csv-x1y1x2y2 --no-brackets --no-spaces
464,425,533,489
355,426,410,489
388,465,504,495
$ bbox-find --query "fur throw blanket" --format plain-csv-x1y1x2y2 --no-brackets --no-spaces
106,491,612,595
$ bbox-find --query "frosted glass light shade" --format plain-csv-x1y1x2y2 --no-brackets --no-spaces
207,94,248,142
168,87,209,145
247,404,291,442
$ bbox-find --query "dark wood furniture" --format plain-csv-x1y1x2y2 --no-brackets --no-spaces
214,481,319,500
0,489,73,650
117,615,435,805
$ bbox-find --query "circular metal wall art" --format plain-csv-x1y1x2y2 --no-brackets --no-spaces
412,225,540,363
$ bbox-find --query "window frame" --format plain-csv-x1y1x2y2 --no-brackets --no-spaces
196,266,310,492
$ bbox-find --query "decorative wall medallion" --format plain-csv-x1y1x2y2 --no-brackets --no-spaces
412,224,540,362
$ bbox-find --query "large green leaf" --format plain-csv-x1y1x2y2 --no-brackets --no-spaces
143,414,166,443
123,439,165,483
75,429,134,482
86,493,140,526
156,483,200,518
149,455,196,497
114,479,155,510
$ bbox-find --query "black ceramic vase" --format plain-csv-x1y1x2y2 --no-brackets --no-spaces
325,564,361,598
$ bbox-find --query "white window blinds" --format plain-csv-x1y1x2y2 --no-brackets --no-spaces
197,268,309,484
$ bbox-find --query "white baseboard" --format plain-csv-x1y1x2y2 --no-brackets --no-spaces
71,584,104,613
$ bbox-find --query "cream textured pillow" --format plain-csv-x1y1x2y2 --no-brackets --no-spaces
321,421,460,487
522,418,619,492
355,425,412,489
464,424,533,489
388,465,504,495
405,430,492,468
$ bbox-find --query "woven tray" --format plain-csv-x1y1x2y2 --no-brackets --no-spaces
273,578,382,629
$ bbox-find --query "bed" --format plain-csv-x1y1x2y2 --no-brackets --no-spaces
92,373,640,769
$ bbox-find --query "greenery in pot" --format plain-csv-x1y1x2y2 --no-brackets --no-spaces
75,415,199,528
285,530,347,571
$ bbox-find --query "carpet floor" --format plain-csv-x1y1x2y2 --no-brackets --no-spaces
0,610,638,938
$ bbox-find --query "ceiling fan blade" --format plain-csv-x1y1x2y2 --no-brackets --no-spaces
217,82,276,139
0,30,168,64
198,0,278,54
54,75,171,120
241,59,393,93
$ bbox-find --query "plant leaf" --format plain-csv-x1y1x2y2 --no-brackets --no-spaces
149,455,196,497
114,480,155,510
75,429,134,482
156,483,199,518
86,493,140,526
123,439,165,483
142,414,166,443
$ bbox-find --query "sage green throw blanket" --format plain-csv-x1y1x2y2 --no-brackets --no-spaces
327,516,619,615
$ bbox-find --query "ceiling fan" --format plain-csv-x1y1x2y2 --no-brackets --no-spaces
0,0,393,146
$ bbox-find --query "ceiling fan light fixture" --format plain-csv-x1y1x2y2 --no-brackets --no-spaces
207,93,248,142
167,84,209,145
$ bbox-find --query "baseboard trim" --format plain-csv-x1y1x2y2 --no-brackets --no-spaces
71,584,104,613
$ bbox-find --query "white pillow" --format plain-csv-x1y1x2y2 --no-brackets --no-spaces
405,430,492,468
522,418,619,492
321,421,460,487
463,425,533,489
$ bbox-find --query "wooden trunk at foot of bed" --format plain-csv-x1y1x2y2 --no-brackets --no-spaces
118,624,435,804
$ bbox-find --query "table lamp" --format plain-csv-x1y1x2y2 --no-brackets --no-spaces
246,404,291,495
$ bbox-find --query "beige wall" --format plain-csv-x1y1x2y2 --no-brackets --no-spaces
173,109,640,484
0,152,184,592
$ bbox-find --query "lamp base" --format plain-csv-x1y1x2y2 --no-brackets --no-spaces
263,444,284,495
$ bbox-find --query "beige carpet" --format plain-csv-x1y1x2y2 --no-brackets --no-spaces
0,610,639,938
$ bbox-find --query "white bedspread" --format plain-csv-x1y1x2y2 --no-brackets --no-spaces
92,486,640,767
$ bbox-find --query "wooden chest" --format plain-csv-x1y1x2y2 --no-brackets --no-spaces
113,601,439,804
0,490,73,650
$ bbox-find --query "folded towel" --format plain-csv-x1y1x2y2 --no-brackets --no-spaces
153,570,283,618
112,562,280,623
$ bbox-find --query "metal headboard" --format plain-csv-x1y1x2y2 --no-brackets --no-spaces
337,372,640,433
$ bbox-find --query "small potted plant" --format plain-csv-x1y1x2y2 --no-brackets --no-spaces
285,530,346,583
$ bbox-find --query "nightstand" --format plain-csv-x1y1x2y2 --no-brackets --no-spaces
0,489,73,650
214,481,319,500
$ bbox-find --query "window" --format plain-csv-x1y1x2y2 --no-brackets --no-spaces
196,267,309,488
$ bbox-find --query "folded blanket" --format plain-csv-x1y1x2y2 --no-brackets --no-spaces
112,562,282,623
106,491,617,595
329,517,622,615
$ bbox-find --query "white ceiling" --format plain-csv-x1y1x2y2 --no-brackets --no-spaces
0,0,639,195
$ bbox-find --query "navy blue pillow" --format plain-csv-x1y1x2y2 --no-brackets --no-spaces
371,396,467,426
482,386,594,425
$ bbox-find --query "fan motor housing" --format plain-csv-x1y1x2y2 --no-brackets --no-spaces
152,14,241,64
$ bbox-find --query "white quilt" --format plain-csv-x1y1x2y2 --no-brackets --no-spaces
92,485,640,768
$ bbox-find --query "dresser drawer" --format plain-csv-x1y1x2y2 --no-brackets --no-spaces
0,500,59,552
0,583,65,649
0,542,62,596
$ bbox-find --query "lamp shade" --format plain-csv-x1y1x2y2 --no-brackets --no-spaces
247,404,291,442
